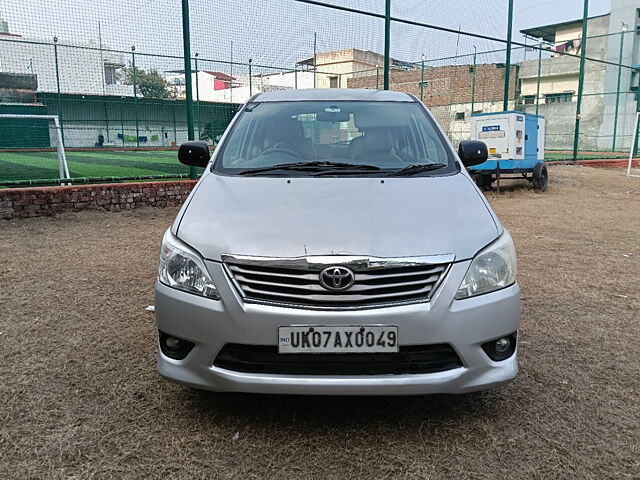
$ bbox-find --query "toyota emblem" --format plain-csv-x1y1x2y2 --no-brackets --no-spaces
319,266,355,291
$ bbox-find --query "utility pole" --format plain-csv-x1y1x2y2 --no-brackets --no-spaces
572,0,589,161
383,0,391,90
181,0,196,178
535,38,543,116
503,0,513,111
471,46,477,113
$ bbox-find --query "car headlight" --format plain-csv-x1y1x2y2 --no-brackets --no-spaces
158,229,219,300
455,230,517,299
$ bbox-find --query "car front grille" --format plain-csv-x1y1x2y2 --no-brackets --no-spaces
223,255,452,309
214,343,463,375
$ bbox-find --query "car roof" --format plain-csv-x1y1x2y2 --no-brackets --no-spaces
253,88,415,103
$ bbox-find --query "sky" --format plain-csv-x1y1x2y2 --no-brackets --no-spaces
0,0,612,74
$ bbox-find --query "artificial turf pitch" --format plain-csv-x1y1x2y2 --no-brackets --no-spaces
0,150,192,184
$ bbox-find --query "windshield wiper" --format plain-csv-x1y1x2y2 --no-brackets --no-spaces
387,163,447,177
237,161,380,175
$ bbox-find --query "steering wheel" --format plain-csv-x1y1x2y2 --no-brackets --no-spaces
256,142,303,162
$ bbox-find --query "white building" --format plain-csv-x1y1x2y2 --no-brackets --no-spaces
519,0,640,150
165,68,315,104
0,21,133,96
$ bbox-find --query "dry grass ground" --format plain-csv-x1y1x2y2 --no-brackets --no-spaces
1,165,639,479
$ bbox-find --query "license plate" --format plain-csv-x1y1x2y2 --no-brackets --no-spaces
278,325,398,354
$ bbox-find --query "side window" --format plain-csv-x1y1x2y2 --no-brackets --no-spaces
221,118,248,163
411,114,446,163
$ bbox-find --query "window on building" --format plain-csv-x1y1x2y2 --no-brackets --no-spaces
329,76,339,88
545,92,573,104
454,112,465,121
631,69,639,91
104,65,119,85
522,95,536,105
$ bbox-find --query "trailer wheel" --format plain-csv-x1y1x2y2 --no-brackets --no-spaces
475,174,493,191
532,163,548,191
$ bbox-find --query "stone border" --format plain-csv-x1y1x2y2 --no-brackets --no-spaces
0,181,196,220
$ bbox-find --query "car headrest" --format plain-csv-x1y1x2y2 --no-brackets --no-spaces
363,128,393,153
271,117,303,144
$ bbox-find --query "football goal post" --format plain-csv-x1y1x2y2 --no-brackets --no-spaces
627,112,640,178
0,114,70,184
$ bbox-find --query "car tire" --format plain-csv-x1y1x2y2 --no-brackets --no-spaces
532,162,548,192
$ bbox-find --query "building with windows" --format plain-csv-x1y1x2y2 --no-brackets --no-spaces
297,48,413,89
0,22,133,97
519,0,640,150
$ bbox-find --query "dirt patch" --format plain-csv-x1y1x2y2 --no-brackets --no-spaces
1,165,639,479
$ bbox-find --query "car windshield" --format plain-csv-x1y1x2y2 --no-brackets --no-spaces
214,100,455,176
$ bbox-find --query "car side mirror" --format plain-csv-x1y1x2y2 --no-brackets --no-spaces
178,141,210,168
458,140,488,168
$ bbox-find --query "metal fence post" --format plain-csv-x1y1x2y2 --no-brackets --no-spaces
535,39,543,116
383,0,391,90
53,37,64,144
503,0,513,111
612,26,626,152
420,54,425,100
471,47,477,113
195,52,201,140
120,102,125,146
181,0,196,178
248,59,253,96
572,0,589,161
172,101,177,144
376,65,380,89
313,32,317,88
103,100,110,143
131,46,140,148
635,70,640,156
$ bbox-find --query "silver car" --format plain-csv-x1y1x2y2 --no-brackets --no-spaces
154,89,520,395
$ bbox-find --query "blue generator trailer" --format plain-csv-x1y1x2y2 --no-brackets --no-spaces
468,111,548,191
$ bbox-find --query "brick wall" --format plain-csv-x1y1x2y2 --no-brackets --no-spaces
0,181,196,220
347,64,518,107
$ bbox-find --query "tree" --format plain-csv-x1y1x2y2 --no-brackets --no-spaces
119,66,173,99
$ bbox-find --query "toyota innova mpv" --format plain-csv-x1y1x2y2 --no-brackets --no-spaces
154,89,519,395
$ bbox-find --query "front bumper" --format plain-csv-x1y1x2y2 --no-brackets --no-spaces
154,259,520,395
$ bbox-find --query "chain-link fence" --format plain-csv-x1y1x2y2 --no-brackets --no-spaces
0,0,638,186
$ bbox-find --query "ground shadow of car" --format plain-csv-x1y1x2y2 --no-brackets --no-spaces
180,387,514,433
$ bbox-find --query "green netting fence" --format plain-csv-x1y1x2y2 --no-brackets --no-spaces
0,0,638,186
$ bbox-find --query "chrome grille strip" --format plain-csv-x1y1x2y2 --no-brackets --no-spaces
234,274,439,293
242,283,433,303
228,265,319,281
223,254,454,309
